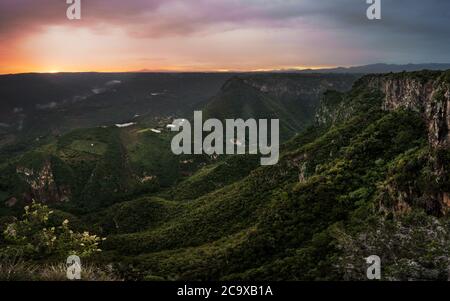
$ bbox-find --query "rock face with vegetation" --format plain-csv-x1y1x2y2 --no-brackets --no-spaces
363,71,450,149
318,71,450,215
366,71,450,214
0,70,449,280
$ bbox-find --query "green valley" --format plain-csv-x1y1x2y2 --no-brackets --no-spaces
1,70,449,281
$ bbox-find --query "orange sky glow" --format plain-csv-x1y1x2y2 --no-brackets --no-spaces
1,0,447,74
0,24,339,74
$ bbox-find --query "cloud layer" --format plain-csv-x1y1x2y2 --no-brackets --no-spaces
1,0,449,73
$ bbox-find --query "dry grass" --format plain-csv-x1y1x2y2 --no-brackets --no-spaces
0,260,121,281
0,259,37,281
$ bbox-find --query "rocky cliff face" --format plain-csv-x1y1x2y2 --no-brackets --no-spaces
315,70,450,215
317,71,450,150
363,71,450,149
14,161,71,205
364,71,450,215
242,74,358,101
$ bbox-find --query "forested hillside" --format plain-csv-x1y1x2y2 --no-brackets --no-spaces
1,70,449,280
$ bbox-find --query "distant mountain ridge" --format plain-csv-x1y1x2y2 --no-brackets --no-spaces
135,63,450,74
286,63,450,74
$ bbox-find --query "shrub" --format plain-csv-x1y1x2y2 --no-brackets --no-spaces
2,201,105,260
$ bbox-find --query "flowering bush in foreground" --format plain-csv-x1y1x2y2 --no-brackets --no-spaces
2,201,105,260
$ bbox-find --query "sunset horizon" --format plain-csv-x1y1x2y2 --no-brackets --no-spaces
2,1,450,75
4,62,450,76
0,64,343,75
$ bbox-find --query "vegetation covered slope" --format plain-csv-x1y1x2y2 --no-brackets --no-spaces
88,71,446,281
204,74,357,139
1,70,449,280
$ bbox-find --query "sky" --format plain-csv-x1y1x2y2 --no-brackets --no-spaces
0,0,449,74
